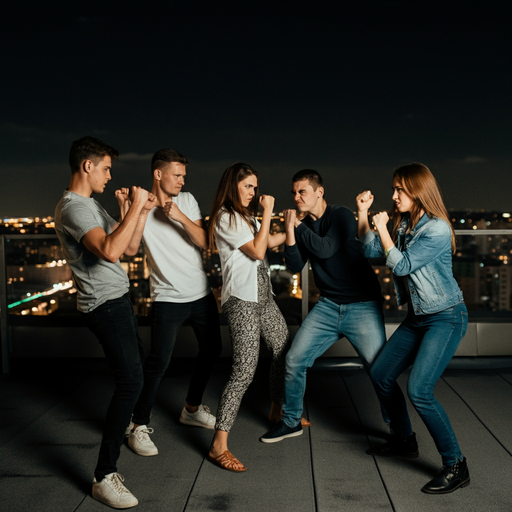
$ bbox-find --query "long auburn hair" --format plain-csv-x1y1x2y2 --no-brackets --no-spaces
208,162,259,250
390,163,456,253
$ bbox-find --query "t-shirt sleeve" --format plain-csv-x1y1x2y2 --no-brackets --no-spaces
216,212,256,250
185,194,202,222
107,212,117,230
61,202,104,242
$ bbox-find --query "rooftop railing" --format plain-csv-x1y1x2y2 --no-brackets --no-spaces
2,229,512,373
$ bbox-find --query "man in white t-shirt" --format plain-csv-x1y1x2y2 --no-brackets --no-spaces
123,149,222,457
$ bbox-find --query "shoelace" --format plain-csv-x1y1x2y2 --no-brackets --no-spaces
440,463,461,477
201,405,212,415
135,427,154,440
110,473,127,494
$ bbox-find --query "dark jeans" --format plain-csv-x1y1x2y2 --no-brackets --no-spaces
82,293,144,481
132,292,222,426
369,302,468,465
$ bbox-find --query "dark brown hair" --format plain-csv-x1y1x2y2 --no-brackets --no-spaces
208,162,259,250
151,148,188,175
292,169,323,190
69,136,119,174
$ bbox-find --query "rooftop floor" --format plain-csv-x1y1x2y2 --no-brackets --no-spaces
1,357,512,511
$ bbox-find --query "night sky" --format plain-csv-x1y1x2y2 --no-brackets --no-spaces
1,1,511,217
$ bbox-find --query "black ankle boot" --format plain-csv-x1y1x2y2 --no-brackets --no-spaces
421,457,470,494
366,432,419,458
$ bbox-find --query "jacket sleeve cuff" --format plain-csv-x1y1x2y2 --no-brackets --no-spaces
357,229,375,245
386,246,403,269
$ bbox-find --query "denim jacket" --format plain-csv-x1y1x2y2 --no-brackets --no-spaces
358,213,463,314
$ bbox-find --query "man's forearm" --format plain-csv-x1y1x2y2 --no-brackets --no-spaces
100,199,147,262
357,209,371,239
181,217,207,250
124,209,150,256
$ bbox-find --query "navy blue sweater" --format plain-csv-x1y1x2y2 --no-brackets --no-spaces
285,205,382,304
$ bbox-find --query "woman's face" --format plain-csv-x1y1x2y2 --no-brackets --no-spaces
392,177,415,213
238,175,258,208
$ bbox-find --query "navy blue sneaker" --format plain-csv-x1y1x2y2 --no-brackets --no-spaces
260,420,303,443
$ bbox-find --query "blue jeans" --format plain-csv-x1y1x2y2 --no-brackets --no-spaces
369,302,468,465
283,298,386,428
82,294,144,481
132,292,222,425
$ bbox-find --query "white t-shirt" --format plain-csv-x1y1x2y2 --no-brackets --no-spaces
215,210,268,305
142,192,210,303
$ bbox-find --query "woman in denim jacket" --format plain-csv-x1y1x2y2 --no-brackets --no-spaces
356,163,469,495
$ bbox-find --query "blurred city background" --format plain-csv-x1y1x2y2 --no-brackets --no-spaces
3,209,512,324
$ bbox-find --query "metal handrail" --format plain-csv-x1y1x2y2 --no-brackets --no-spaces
2,229,512,374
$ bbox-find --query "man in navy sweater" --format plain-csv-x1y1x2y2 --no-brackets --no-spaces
261,169,386,442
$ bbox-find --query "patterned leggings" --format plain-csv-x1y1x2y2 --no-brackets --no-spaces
215,264,290,432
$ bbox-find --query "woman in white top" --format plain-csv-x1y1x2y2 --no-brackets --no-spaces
207,162,289,472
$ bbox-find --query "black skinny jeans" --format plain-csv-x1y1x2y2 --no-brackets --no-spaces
132,291,222,425
82,293,144,481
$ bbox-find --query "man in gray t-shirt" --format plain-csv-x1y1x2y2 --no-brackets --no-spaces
55,191,130,312
54,136,156,510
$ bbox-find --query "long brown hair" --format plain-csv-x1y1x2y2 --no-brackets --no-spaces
390,163,456,253
208,162,259,250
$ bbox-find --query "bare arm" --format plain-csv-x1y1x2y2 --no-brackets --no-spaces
239,195,274,260
163,200,207,250
83,187,154,263
372,212,394,253
283,209,298,246
118,188,157,256
356,190,374,238
123,209,151,256
115,188,131,222
268,232,286,249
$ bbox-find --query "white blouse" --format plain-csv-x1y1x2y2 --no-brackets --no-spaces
215,210,268,305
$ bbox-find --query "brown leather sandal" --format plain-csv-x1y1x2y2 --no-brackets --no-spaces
208,450,247,472
300,417,311,427
269,416,311,427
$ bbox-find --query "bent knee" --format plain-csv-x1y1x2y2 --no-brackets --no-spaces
407,382,434,406
285,351,309,372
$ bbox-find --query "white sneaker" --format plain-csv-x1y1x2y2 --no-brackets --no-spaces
179,404,216,429
127,425,158,456
92,472,138,509
124,420,134,437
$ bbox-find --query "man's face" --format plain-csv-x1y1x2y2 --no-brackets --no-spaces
292,179,323,213
158,162,186,197
88,155,112,194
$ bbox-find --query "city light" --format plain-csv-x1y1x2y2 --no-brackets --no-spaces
3,210,512,316
292,274,299,295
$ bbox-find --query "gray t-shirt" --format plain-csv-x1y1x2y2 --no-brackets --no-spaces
54,190,130,312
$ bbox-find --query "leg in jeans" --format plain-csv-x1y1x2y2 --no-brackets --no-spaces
370,303,468,464
186,292,223,406
369,315,422,438
132,301,189,425
215,297,261,432
338,300,389,424
339,300,386,370
282,297,341,428
407,303,468,465
82,294,144,481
